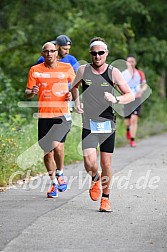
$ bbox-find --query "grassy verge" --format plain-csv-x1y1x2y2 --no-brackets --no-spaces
0,100,167,187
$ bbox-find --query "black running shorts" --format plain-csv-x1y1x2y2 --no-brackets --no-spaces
38,116,71,152
124,98,141,118
82,128,115,153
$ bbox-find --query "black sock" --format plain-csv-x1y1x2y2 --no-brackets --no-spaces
131,137,135,141
92,173,99,182
102,193,109,199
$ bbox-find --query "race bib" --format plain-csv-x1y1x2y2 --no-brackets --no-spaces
90,120,113,133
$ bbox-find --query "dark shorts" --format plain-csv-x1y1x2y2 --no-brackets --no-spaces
124,98,141,118
38,116,71,152
82,128,115,153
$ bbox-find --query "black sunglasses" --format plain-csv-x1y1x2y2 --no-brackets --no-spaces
42,49,58,54
90,50,106,56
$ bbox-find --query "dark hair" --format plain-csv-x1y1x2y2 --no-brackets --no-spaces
89,37,107,47
127,55,136,60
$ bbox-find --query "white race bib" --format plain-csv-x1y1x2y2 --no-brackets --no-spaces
90,120,114,133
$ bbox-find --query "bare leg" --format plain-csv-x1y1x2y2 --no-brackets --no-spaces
83,148,98,177
44,151,56,180
51,141,67,192
130,114,138,138
52,141,64,171
100,152,112,195
125,118,131,139
83,148,101,201
44,142,64,179
124,118,130,129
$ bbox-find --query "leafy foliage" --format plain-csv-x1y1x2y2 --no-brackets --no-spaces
0,0,166,97
0,0,166,121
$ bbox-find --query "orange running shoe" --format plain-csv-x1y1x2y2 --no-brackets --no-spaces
99,197,111,212
47,183,58,198
89,173,101,201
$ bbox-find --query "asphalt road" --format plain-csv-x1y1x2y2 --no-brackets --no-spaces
0,133,167,252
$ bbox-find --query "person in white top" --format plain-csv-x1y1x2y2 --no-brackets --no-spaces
122,55,147,147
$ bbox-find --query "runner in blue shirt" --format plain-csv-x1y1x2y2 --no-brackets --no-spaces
37,35,79,73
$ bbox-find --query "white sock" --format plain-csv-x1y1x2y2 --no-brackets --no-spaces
52,178,58,185
56,169,63,176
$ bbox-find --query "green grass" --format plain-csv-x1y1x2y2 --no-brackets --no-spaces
64,112,83,164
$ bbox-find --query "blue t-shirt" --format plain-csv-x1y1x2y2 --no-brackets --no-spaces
37,54,79,73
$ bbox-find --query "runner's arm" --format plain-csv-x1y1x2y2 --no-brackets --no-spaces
111,67,135,104
71,65,85,113
25,85,39,99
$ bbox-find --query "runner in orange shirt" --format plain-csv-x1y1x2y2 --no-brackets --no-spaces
25,42,75,198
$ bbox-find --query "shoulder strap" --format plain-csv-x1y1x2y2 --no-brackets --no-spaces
136,69,145,83
109,64,113,71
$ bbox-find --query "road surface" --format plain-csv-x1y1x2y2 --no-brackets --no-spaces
0,133,167,251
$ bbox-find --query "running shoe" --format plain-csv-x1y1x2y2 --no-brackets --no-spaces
126,130,131,140
89,173,101,201
57,173,68,192
99,197,111,212
47,183,58,198
130,140,136,147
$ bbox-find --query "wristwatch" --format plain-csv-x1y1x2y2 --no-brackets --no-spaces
115,96,120,104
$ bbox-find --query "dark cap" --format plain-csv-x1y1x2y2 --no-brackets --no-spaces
51,35,72,46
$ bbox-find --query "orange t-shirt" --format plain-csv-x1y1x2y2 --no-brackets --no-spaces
26,62,75,118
